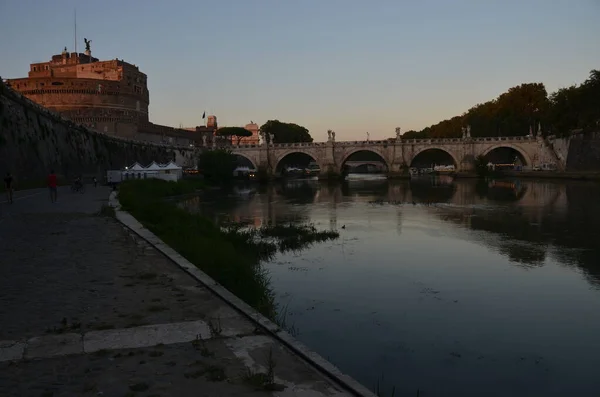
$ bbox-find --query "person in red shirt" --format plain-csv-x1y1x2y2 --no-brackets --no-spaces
47,170,58,203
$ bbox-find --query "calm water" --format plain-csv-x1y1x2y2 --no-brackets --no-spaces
182,176,600,397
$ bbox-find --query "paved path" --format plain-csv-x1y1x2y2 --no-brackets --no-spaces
0,186,358,397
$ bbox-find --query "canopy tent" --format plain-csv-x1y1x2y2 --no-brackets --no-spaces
161,161,182,170
128,162,145,171
145,161,163,171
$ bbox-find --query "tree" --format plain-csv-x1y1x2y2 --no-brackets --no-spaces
216,127,252,145
198,149,237,185
405,69,599,138
259,120,313,143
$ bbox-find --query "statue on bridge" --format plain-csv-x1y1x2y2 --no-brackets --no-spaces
537,122,542,137
269,133,275,144
327,130,336,142
259,130,266,146
395,127,401,141
202,135,207,147
461,125,472,139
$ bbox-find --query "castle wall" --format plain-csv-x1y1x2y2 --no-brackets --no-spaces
0,80,196,184
566,132,600,171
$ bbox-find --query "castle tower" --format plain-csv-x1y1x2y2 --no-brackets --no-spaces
207,115,217,129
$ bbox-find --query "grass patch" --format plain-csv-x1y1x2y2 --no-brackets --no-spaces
258,223,339,253
118,179,278,319
118,179,339,321
243,348,285,391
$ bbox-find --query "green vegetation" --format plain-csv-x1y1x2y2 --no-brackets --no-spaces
118,179,339,320
119,179,277,318
215,126,252,145
260,120,313,143
258,223,339,252
197,149,237,185
402,69,600,139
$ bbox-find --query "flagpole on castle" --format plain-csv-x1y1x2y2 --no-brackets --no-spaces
74,8,77,55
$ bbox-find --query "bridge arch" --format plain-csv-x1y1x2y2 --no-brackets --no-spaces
480,144,532,166
339,148,390,173
275,150,321,173
410,147,459,168
233,153,258,169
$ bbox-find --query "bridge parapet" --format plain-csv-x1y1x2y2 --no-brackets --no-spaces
273,142,328,148
334,140,389,146
471,136,536,143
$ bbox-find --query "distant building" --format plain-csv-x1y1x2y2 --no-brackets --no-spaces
185,117,260,146
5,47,196,146
239,122,260,145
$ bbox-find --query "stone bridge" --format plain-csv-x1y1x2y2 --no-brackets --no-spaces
227,134,566,176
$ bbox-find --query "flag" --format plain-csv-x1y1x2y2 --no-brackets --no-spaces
202,111,206,119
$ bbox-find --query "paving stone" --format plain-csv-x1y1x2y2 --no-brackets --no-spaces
84,320,210,353
0,187,363,397
25,333,82,359
0,340,25,362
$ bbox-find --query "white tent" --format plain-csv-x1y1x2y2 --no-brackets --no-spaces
161,161,182,171
146,161,163,171
128,162,145,171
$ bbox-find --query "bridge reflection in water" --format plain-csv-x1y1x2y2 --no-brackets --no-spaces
181,177,596,284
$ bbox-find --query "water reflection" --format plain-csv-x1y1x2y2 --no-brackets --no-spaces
181,177,600,396
182,177,600,285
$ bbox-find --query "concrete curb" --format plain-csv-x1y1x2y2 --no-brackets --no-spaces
108,191,377,397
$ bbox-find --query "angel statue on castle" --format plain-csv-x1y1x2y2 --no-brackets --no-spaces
84,38,92,52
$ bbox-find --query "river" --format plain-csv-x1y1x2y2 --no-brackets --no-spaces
182,176,600,397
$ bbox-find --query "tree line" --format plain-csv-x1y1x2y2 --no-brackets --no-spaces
215,120,314,144
402,69,600,139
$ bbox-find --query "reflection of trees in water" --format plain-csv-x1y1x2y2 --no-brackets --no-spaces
436,181,600,285
409,179,457,203
182,180,600,287
274,180,319,205
341,180,389,198
476,179,528,202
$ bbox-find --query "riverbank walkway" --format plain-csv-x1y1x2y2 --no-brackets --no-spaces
0,186,365,396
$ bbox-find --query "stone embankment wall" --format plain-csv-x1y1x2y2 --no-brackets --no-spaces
0,80,196,184
566,132,600,171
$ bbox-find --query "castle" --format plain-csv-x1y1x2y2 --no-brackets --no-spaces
5,44,260,147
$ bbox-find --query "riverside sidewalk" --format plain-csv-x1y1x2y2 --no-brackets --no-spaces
0,186,371,397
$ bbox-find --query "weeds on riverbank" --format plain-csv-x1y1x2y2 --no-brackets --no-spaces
118,179,339,321
258,224,339,252
119,179,277,319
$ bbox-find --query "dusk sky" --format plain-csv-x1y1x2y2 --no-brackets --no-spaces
1,0,598,141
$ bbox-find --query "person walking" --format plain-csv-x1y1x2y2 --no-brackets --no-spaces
48,170,58,203
3,172,14,204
